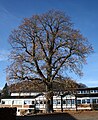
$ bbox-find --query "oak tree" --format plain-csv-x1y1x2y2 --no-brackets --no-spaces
7,10,93,112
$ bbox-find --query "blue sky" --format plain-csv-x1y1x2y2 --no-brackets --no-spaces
0,0,98,89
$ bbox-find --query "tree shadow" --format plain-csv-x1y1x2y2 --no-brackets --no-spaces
0,108,16,120
16,113,77,120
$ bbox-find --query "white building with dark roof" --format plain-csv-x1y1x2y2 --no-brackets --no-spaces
1,87,98,116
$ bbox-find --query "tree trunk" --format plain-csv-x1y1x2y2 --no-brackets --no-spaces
45,97,53,113
61,95,63,112
45,84,53,113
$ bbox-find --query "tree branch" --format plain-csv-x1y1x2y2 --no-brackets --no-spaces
52,53,72,80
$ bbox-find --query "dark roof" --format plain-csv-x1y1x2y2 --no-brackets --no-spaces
1,93,43,99
75,93,98,97
76,87,98,90
2,96,36,99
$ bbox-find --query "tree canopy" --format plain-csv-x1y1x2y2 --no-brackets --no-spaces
7,10,93,86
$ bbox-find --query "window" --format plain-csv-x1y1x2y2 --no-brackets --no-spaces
81,91,84,94
84,90,89,94
36,101,39,104
63,100,66,104
87,99,90,104
82,99,86,104
77,91,81,94
2,100,11,105
66,99,71,105
24,100,32,105
92,99,98,104
72,99,75,104
94,90,98,93
43,101,46,104
53,100,61,105
36,101,40,106
32,101,35,104
92,99,96,104
7,100,11,104
40,101,43,104
77,100,81,104
53,100,57,105
96,99,98,103
2,101,5,104
81,99,90,104
13,100,22,105
90,90,94,93
57,100,61,104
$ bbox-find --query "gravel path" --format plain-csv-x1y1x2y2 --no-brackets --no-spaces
16,111,98,120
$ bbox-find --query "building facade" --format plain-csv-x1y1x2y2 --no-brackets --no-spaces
0,87,98,116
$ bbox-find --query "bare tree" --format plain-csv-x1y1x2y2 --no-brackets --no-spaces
7,10,93,112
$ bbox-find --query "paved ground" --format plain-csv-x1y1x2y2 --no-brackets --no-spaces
67,111,98,120
16,111,98,120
